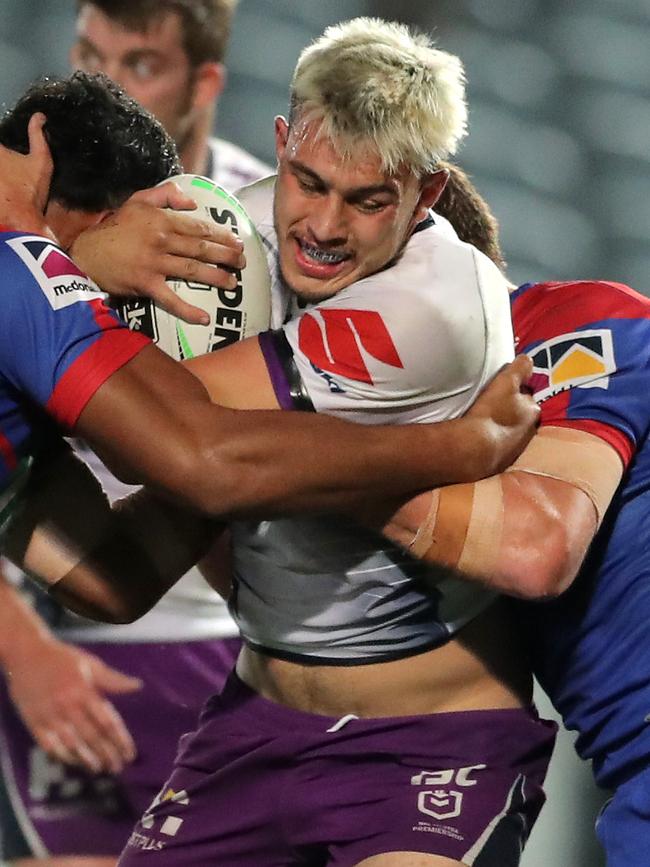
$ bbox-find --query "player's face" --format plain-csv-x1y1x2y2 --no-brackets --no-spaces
72,5,197,147
273,116,444,302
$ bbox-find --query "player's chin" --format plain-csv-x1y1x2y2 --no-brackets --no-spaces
288,269,353,303
285,260,357,302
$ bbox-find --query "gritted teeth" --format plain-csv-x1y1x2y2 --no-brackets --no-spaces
299,239,350,265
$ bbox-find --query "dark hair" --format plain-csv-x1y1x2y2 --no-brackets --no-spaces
76,0,238,64
0,71,181,211
435,161,506,272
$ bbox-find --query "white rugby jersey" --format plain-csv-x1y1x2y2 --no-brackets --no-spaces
232,177,513,663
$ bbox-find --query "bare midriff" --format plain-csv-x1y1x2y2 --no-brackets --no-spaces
236,599,532,718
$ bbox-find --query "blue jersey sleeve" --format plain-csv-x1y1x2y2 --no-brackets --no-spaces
0,231,149,429
511,280,650,465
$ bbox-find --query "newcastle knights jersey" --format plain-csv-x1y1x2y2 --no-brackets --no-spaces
512,279,650,789
0,229,148,535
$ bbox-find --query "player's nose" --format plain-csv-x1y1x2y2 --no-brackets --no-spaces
308,195,347,244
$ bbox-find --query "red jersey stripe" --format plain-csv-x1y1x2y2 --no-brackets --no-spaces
0,430,17,471
46,329,149,429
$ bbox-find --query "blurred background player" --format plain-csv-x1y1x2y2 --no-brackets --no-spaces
71,0,271,187
0,4,271,865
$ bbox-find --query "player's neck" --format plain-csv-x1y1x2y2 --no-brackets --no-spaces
178,109,214,177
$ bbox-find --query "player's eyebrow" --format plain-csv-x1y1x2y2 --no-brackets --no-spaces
289,160,399,200
76,36,163,63
289,161,327,186
76,35,104,58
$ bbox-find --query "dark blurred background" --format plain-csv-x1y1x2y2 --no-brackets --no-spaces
2,1,645,863
1,0,648,293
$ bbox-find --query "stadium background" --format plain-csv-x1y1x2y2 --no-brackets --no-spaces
2,0,650,863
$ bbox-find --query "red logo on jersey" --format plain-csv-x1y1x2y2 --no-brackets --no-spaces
298,309,403,385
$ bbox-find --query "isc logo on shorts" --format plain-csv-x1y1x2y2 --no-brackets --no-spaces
411,765,486,822
7,235,105,310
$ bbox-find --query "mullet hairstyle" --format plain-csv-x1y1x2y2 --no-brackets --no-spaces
435,162,506,272
76,0,238,64
289,17,468,177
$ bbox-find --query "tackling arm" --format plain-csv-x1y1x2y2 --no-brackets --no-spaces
381,426,624,599
77,341,538,521
2,445,219,622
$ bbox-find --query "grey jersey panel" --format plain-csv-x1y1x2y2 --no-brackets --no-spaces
230,516,493,662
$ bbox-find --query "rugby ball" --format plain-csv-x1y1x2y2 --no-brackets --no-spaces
116,174,271,360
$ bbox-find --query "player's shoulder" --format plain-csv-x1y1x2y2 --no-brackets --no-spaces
0,230,105,323
349,216,503,302
209,136,273,190
512,280,650,329
512,279,650,356
235,174,276,231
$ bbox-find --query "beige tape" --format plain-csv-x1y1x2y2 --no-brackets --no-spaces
408,490,441,558
407,479,505,578
457,475,504,577
506,426,623,526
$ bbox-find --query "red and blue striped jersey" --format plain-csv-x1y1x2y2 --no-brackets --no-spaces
512,280,650,789
0,229,148,519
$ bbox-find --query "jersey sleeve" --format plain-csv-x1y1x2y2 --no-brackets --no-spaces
511,280,650,467
0,233,149,429
257,237,514,426
259,287,483,425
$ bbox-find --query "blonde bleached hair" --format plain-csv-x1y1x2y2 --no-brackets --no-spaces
289,17,468,177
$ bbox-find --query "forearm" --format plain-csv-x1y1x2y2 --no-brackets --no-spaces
51,491,218,623
78,342,519,520
0,573,55,671
382,471,598,599
2,448,215,622
161,409,511,520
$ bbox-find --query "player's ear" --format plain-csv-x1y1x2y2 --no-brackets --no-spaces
414,169,449,222
274,116,289,162
191,62,225,111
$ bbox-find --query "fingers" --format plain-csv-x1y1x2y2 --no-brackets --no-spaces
130,180,198,212
36,696,137,775
95,665,142,694
80,696,137,773
508,353,534,385
39,728,88,769
161,208,245,257
144,281,212,326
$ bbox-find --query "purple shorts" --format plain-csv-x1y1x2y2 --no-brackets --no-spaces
118,672,556,867
0,637,241,858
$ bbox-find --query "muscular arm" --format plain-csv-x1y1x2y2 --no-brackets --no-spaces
188,334,605,605
78,341,536,520
380,427,624,599
2,445,218,622
2,335,534,623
